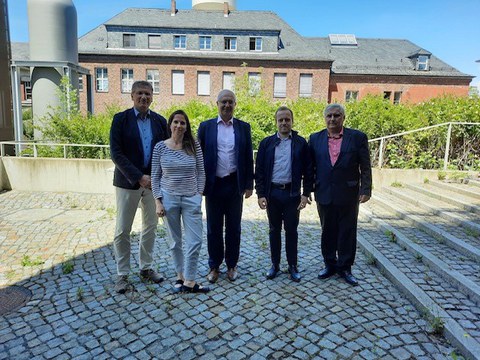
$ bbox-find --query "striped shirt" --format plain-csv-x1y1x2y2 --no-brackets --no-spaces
151,140,206,199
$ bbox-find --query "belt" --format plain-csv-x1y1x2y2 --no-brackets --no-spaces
271,182,291,190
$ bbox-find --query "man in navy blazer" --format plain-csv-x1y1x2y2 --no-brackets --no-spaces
110,80,168,293
309,104,372,286
255,106,313,282
198,89,254,283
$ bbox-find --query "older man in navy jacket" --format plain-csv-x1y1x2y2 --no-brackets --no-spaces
110,80,168,293
309,103,372,286
198,89,254,283
255,106,313,282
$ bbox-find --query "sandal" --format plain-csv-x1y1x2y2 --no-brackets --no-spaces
173,279,184,293
181,283,210,293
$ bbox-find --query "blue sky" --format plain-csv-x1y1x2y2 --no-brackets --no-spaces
8,0,480,87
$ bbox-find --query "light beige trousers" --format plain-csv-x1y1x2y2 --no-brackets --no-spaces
113,187,158,275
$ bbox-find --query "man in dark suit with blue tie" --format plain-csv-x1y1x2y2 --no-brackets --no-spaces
309,104,372,286
110,80,168,293
198,89,254,283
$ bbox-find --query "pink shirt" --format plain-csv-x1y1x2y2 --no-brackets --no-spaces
328,128,343,166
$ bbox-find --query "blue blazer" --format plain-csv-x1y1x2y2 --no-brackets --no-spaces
255,130,313,199
309,127,372,205
197,117,254,196
110,108,168,189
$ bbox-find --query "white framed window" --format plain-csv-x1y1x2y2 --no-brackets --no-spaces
248,72,261,96
95,68,108,92
223,72,235,91
147,69,160,94
197,71,210,96
174,35,186,49
121,69,134,93
224,37,237,51
393,91,402,104
123,34,136,48
172,70,185,95
23,80,32,100
273,73,287,98
299,74,313,97
148,35,161,49
417,55,429,71
78,76,84,92
249,37,262,51
199,36,212,50
346,90,359,102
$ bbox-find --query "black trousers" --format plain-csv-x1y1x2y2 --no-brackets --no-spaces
316,202,359,272
205,173,243,270
266,187,300,267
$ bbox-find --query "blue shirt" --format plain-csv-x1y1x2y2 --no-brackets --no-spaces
271,133,292,184
134,108,153,169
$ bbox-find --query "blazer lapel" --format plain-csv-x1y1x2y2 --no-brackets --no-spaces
233,118,240,162
320,131,332,168
128,109,144,158
336,128,352,166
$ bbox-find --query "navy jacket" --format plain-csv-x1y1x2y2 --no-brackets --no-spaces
110,108,168,189
309,127,372,205
255,130,313,199
197,117,254,196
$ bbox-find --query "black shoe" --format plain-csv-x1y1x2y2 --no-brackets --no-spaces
339,270,359,286
318,267,336,279
288,265,301,282
266,265,280,280
181,283,210,293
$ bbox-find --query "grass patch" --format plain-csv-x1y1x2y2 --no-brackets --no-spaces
21,255,45,267
390,181,403,188
62,259,74,274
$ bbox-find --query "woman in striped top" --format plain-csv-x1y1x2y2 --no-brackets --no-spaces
151,110,209,293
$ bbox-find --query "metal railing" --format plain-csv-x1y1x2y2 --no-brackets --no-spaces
369,122,480,170
0,141,110,159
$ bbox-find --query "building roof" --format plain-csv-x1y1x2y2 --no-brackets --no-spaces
307,37,472,78
78,8,327,62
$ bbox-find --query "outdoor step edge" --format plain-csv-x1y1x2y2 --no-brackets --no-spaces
360,207,480,306
429,180,480,200
384,187,480,234
371,194,480,263
358,234,480,360
405,183,480,215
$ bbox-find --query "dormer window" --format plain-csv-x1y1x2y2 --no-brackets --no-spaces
417,55,429,71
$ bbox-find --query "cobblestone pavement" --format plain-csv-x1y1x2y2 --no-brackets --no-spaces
0,190,459,359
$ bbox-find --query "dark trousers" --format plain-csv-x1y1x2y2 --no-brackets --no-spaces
205,174,243,270
266,188,300,267
316,202,359,272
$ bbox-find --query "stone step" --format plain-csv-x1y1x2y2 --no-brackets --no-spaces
369,193,480,262
405,183,480,215
429,180,480,201
358,227,480,360
383,186,480,235
466,178,480,188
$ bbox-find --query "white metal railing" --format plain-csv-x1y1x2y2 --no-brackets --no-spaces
0,141,110,159
368,122,480,170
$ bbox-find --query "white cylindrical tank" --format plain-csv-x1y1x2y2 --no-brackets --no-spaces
27,0,78,63
193,0,236,11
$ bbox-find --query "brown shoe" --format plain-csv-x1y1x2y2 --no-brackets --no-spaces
115,275,130,294
207,269,219,283
227,267,238,282
140,269,164,284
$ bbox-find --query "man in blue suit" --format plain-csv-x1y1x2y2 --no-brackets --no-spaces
110,80,168,293
309,104,372,286
198,89,254,283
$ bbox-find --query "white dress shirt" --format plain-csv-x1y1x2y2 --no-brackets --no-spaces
216,116,237,177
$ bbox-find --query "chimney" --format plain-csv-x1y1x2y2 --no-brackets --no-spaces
224,2,229,17
171,0,177,16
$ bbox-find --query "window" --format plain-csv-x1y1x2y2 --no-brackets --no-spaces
123,34,136,48
345,90,359,102
78,76,84,92
22,80,32,100
223,72,235,91
416,55,429,71
199,36,212,50
273,73,287,98
248,72,261,96
224,37,237,51
174,35,186,49
383,91,392,100
299,74,313,97
148,35,161,49
249,37,262,51
95,68,108,92
147,69,160,94
121,69,134,93
197,71,210,96
172,70,185,95
393,91,402,104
